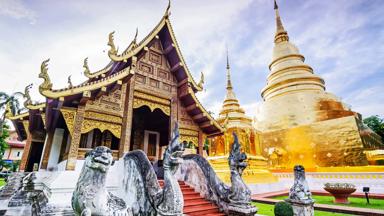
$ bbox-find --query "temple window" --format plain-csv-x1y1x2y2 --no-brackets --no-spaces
78,129,119,150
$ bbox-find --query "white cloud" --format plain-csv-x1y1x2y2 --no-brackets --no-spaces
0,0,36,24
0,0,383,121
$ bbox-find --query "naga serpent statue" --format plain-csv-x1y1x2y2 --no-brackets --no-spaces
176,132,257,215
121,123,184,216
71,146,128,216
228,133,252,207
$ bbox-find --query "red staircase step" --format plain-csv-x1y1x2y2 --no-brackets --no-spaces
181,188,195,192
184,200,212,207
157,180,224,215
184,205,221,215
184,195,204,201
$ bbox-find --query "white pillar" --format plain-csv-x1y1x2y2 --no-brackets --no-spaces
47,128,65,171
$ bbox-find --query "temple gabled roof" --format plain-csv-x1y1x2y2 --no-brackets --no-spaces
106,9,204,92
29,2,223,136
37,4,203,100
6,101,46,141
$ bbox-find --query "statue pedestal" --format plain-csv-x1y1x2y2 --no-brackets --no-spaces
285,199,314,216
227,204,258,216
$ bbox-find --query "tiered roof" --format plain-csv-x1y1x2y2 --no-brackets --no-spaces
9,2,223,137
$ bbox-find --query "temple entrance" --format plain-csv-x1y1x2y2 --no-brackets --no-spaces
26,141,44,172
130,106,169,161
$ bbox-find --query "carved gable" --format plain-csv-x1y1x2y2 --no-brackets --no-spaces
85,88,124,117
135,40,176,95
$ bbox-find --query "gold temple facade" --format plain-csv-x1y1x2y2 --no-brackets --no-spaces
254,1,383,169
8,5,224,172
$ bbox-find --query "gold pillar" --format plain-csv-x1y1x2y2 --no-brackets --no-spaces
255,133,262,156
119,80,135,157
170,94,178,139
19,121,31,172
198,131,203,156
66,106,85,170
40,131,54,169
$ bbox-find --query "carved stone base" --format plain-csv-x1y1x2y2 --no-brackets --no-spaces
286,199,314,216
227,204,258,216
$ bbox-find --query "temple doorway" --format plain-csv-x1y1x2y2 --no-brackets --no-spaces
26,141,44,172
130,106,169,161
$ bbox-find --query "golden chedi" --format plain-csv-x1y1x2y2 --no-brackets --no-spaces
255,1,384,170
208,53,277,183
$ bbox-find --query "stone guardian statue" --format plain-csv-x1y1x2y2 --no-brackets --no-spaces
71,146,128,216
285,165,314,216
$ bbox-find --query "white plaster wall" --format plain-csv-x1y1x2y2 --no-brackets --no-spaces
57,160,67,171
47,128,64,171
33,158,125,208
273,172,384,194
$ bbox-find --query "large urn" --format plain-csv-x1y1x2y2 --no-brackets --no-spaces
323,183,356,204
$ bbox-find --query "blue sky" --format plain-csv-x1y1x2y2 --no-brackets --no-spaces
0,0,383,119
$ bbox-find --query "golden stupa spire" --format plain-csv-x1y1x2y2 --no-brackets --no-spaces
217,48,253,129
274,0,289,43
226,48,233,90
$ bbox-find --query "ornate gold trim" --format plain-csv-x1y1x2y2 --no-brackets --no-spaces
133,91,170,106
41,113,46,126
26,103,45,110
83,57,113,79
60,108,76,136
40,66,133,98
188,88,224,133
81,119,121,138
180,128,199,137
180,135,198,146
22,120,29,136
133,98,170,116
84,111,122,124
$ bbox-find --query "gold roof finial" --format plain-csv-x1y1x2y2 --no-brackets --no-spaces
67,75,73,88
197,71,204,89
164,0,171,18
226,47,232,90
133,27,138,44
274,0,289,43
108,31,117,55
23,83,33,107
38,59,52,93
4,101,13,118
83,57,91,77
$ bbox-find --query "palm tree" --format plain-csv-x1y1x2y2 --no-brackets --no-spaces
0,91,24,136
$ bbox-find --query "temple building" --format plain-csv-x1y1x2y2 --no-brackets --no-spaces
2,130,25,168
255,1,384,169
7,7,223,172
208,53,277,183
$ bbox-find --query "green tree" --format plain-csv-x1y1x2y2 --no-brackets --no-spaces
0,91,24,136
0,123,10,171
363,115,384,140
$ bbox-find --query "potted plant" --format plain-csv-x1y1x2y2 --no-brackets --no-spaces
323,183,356,204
